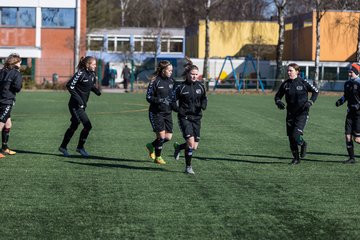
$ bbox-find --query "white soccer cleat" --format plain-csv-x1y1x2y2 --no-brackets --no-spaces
185,166,195,175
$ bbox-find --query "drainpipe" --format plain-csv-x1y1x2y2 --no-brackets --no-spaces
75,0,81,70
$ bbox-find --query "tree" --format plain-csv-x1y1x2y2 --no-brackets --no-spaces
273,0,287,87
313,0,333,86
202,0,223,87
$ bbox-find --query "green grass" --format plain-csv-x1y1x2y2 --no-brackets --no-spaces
0,91,359,239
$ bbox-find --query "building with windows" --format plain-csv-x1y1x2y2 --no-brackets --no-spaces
0,0,86,83
86,27,185,82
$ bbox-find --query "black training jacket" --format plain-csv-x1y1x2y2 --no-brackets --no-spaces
275,77,319,114
146,76,175,113
0,68,22,105
66,70,100,107
172,80,207,119
336,77,360,112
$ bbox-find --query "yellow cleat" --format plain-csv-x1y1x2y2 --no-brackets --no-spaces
3,148,16,155
146,143,156,160
154,156,166,165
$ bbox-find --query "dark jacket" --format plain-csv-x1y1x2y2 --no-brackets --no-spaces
66,70,101,107
172,80,207,120
0,68,22,105
336,77,360,113
275,77,319,114
146,76,175,113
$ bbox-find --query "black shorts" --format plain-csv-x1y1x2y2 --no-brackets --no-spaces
286,111,308,136
178,116,201,142
69,104,90,126
345,112,360,137
149,111,173,133
0,104,12,123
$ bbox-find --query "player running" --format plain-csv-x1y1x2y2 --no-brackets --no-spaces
59,56,101,157
274,63,319,165
145,60,175,164
335,63,360,164
0,53,23,157
172,58,207,174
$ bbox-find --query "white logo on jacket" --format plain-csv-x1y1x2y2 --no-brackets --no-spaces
196,89,202,94
296,86,303,90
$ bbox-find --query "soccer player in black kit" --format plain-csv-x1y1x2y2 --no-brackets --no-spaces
145,60,175,164
59,56,101,157
335,63,360,164
275,63,319,165
172,59,207,174
0,53,23,157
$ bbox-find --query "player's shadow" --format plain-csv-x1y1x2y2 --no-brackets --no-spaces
192,153,342,164
14,149,170,172
230,153,342,163
192,154,288,164
66,161,172,172
307,151,348,157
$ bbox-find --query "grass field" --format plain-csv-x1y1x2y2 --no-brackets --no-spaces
1,91,360,239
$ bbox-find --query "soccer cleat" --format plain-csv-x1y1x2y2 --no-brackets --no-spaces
343,158,355,164
154,156,166,164
146,143,155,160
0,153,5,158
185,166,195,174
76,148,89,157
300,141,307,159
3,148,16,155
290,158,300,165
59,147,70,157
173,142,181,160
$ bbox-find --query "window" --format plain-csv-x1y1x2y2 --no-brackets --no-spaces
170,41,183,53
339,67,349,81
42,8,75,28
117,40,130,52
134,41,142,52
89,37,104,51
161,40,168,52
323,67,337,81
0,7,35,27
108,38,115,52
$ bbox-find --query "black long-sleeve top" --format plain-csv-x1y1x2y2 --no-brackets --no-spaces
336,77,360,112
146,76,175,113
0,68,22,105
275,77,319,114
66,70,100,107
172,80,207,120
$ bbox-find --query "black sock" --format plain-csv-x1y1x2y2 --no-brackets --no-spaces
346,141,355,159
185,147,193,166
77,128,90,149
61,128,76,149
2,127,10,150
155,138,165,157
179,143,186,150
289,137,299,159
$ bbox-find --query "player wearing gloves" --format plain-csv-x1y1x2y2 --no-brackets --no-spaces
172,58,207,174
274,63,319,164
335,63,360,164
0,53,23,157
145,60,175,164
59,56,101,157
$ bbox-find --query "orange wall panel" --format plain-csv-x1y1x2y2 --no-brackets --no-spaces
320,11,360,61
0,28,36,46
